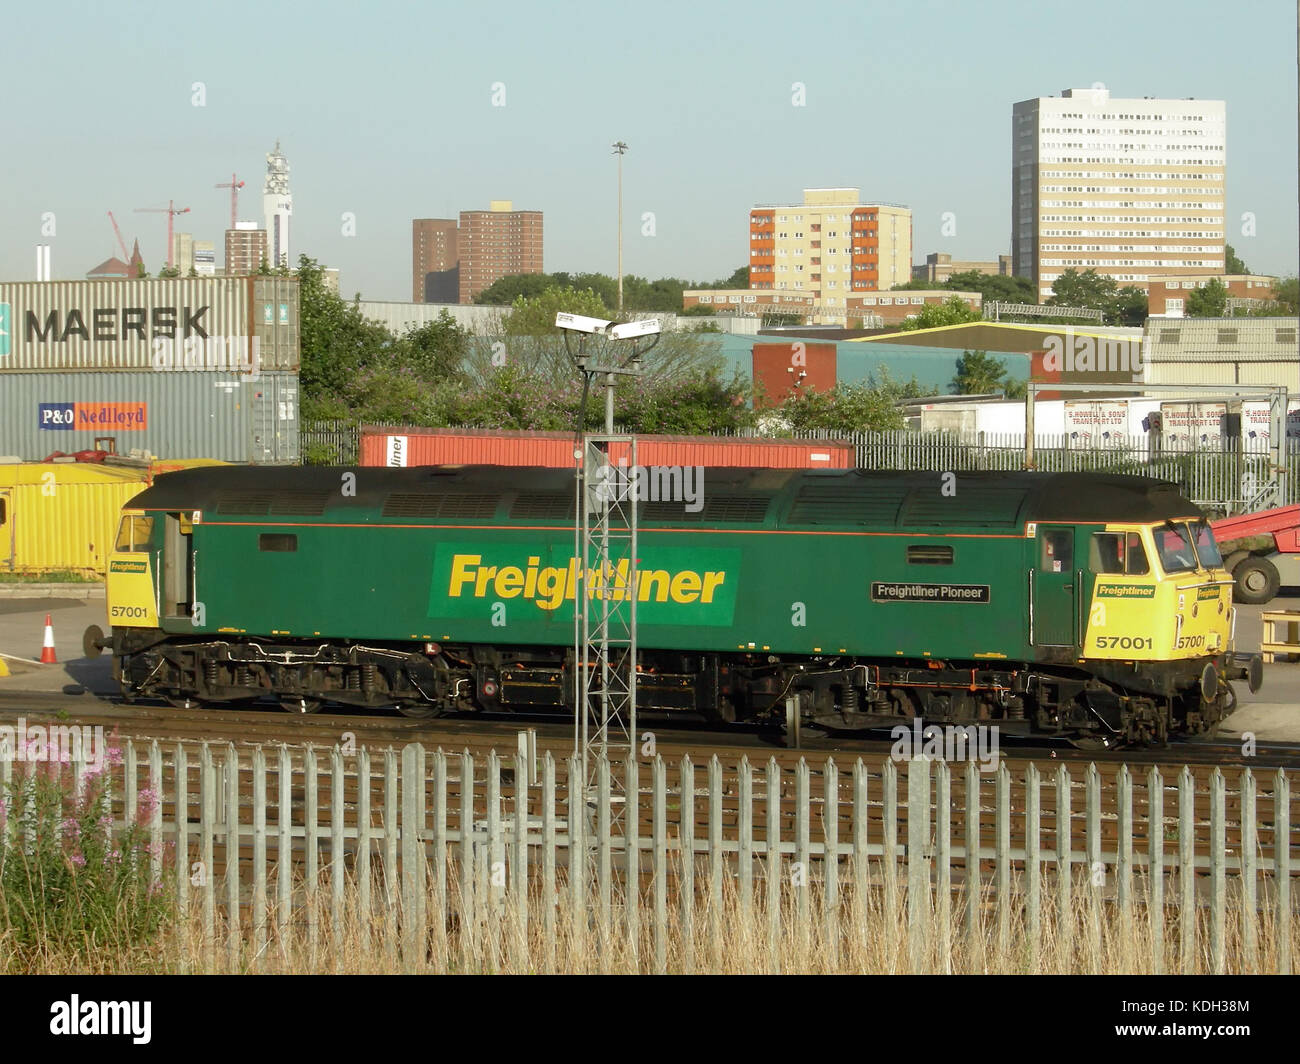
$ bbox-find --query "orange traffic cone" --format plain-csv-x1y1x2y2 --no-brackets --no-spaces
40,613,58,664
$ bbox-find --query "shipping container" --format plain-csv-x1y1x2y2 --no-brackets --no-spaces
0,462,152,575
0,371,299,464
359,426,854,469
0,277,298,372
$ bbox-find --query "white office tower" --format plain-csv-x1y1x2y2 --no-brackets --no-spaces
1012,88,1226,300
263,140,293,269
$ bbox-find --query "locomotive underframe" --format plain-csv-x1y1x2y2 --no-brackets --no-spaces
113,626,1234,743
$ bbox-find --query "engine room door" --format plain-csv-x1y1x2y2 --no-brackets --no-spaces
162,512,194,620
1033,526,1077,647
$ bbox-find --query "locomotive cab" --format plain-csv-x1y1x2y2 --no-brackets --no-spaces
1081,518,1235,663
106,510,160,630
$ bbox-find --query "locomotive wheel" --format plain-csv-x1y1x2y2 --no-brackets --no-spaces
281,696,323,714
394,701,442,719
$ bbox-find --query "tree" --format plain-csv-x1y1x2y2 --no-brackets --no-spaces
897,295,983,331
1225,244,1249,275
891,271,1037,307
952,351,1013,394
777,383,907,432
1108,286,1149,327
943,270,1037,306
502,285,611,336
474,273,555,305
681,304,716,317
157,265,181,279
296,255,407,398
1248,277,1298,316
401,312,468,379
1186,278,1228,318
135,262,147,279
1047,268,1118,312
718,265,749,289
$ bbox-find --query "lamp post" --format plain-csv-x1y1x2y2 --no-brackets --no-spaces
613,141,628,314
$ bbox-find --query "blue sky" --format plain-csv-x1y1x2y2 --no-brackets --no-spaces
1,0,1296,299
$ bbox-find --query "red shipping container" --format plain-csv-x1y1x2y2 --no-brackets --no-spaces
358,426,853,469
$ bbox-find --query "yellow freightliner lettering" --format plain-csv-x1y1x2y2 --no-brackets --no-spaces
447,553,726,611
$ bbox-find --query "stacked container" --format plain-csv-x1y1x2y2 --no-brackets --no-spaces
359,426,855,469
0,277,300,463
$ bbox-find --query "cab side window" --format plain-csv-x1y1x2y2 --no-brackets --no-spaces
1089,532,1150,575
1090,533,1124,573
1125,533,1150,575
114,516,154,552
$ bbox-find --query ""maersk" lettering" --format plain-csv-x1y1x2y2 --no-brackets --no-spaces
26,306,211,343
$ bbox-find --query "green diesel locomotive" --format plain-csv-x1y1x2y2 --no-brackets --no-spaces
99,464,1259,744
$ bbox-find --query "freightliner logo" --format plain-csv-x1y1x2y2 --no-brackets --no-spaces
429,543,741,626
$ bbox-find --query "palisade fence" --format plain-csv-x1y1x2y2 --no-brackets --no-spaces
300,420,1297,516
1,733,1294,973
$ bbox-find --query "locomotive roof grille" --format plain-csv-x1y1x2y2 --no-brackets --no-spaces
273,491,333,516
642,495,771,524
126,466,1205,527
788,484,909,525
509,493,575,520
899,486,1028,529
382,493,500,519
217,492,275,515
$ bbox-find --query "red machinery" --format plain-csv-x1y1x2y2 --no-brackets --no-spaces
1210,505,1300,605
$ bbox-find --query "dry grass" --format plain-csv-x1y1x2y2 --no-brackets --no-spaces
5,858,1295,974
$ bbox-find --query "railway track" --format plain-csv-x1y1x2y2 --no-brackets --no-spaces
1,689,1295,883
0,688,1297,772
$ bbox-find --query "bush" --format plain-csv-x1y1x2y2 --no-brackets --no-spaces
0,741,172,971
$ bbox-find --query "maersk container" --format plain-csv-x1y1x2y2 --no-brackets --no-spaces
0,277,299,372
0,371,299,464
359,426,854,469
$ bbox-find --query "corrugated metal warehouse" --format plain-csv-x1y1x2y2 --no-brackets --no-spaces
359,426,854,469
0,371,299,464
1143,317,1300,388
0,462,152,575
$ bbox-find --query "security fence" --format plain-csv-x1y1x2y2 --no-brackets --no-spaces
1,734,1294,974
300,420,1297,515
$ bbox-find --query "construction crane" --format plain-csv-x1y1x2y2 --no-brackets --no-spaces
215,173,245,230
106,211,130,262
134,200,191,270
